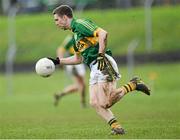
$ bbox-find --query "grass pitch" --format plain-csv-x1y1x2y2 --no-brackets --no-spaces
0,63,180,138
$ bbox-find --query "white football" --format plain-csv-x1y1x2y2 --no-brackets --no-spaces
35,58,55,77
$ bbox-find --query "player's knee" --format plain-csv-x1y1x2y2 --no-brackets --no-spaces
100,103,111,109
89,100,99,108
90,100,111,109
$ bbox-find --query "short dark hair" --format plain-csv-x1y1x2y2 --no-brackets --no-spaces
53,5,73,18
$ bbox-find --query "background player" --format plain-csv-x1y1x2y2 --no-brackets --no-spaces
54,34,86,108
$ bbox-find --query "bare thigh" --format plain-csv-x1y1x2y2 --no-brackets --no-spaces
89,81,117,108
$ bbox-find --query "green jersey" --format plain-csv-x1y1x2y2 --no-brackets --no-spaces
70,18,112,66
63,35,75,56
57,35,75,57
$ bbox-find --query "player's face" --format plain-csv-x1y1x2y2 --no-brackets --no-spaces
54,14,68,30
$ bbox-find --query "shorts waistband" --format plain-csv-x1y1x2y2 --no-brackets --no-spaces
89,60,97,69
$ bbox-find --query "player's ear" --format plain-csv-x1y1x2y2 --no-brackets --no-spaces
63,15,67,20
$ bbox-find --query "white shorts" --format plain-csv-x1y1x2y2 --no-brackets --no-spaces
65,63,86,77
89,54,121,85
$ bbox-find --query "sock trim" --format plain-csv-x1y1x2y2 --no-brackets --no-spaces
127,83,133,91
108,118,117,126
123,85,129,93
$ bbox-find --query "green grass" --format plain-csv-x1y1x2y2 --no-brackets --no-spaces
0,63,180,138
0,6,180,63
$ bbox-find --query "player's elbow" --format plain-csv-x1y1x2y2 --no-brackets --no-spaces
75,55,83,64
98,30,108,44
104,30,108,37
100,29,108,38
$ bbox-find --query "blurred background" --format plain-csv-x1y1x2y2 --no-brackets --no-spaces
0,0,180,71
0,0,180,72
0,0,180,139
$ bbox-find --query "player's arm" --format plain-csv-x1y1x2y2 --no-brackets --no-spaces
94,28,108,71
57,35,73,58
57,47,65,58
60,53,82,65
48,53,82,65
95,28,108,54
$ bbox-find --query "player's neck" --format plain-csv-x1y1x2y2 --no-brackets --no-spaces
67,18,73,30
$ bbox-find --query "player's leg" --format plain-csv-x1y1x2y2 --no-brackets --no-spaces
102,54,150,108
107,77,151,108
93,81,149,135
89,83,125,135
54,83,79,106
74,75,86,107
105,54,150,96
74,64,86,107
89,58,125,134
89,84,114,120
54,65,79,106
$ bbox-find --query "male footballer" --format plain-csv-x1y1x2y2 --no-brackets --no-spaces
48,5,150,135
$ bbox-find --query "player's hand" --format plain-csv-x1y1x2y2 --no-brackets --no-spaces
97,53,105,71
47,57,60,65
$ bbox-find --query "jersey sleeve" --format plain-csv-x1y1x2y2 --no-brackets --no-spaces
63,36,75,50
76,19,99,37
